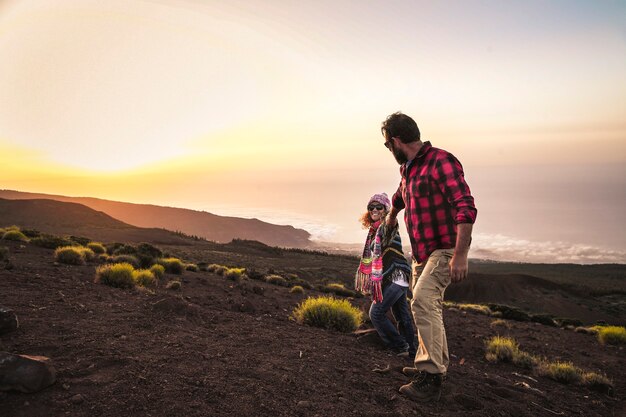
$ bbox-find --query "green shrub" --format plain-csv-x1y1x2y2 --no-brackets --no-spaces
166,280,181,290
0,246,8,262
290,285,304,294
512,350,540,369
320,283,357,298
581,372,614,393
530,314,557,327
225,268,245,281
487,304,531,322
133,269,157,287
105,242,125,255
113,244,137,256
55,246,86,265
158,258,184,274
20,228,41,238
2,230,29,242
95,263,136,289
149,264,165,280
538,361,582,384
292,296,363,333
265,274,288,286
111,254,140,268
136,242,163,258
595,326,626,345
185,263,199,272
78,247,96,262
31,234,74,249
87,242,106,254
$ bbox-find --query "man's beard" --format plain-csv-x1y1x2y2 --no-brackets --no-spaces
392,146,408,164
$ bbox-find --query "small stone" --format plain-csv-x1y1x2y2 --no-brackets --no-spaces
297,401,311,408
0,306,19,335
0,352,56,393
70,394,84,404
62,384,70,390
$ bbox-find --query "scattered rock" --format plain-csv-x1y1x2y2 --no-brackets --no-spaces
252,286,265,295
0,307,19,335
70,394,84,404
0,352,56,393
152,298,199,317
297,400,311,408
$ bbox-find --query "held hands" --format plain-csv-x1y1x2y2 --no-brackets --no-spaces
449,253,468,283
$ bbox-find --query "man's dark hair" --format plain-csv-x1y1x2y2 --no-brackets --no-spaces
381,112,420,144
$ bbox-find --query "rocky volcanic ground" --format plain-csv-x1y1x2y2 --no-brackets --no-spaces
1,240,624,417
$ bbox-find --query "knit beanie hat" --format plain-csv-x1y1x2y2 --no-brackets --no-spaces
368,193,391,211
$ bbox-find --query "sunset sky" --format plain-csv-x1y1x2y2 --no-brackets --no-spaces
1,0,625,263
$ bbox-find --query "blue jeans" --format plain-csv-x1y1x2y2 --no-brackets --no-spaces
369,283,416,355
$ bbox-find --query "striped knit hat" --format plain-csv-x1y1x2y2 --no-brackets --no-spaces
368,193,390,211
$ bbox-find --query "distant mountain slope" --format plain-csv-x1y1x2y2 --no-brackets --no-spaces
0,198,190,244
0,190,311,247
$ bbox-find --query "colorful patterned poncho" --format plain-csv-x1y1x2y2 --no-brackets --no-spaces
355,220,411,303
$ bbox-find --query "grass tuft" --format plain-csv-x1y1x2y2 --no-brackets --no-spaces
87,242,107,254
320,283,357,298
485,336,518,363
157,257,184,274
149,264,165,280
110,254,140,268
225,268,245,281
265,274,288,286
537,361,582,384
290,285,304,294
166,280,181,290
595,326,626,345
55,246,86,265
2,230,29,242
133,269,157,287
95,263,136,289
185,263,199,272
292,296,363,333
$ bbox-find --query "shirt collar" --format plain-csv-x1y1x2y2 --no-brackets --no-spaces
402,141,431,173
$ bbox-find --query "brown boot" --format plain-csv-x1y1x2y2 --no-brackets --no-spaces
399,372,444,403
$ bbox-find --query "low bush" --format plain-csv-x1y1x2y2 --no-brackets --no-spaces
111,255,140,268
320,283,357,298
136,242,163,258
31,234,74,249
113,244,137,256
55,246,86,265
69,236,90,246
133,269,157,287
98,254,111,262
291,278,313,289
2,230,29,242
166,280,181,290
581,372,614,394
225,268,245,281
290,285,304,294
246,268,265,281
487,304,531,322
595,326,626,345
538,361,582,384
490,319,510,329
150,264,165,280
512,350,540,369
95,263,136,289
87,242,107,254
485,336,518,363
292,296,363,333
530,314,557,327
20,228,41,238
265,274,288,287
453,302,492,316
78,247,96,262
105,242,125,255
158,258,185,274
185,263,199,272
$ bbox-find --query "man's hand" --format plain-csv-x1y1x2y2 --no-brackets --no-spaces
449,253,468,283
386,207,399,227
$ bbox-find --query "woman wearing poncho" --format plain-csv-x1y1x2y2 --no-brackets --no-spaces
355,193,416,357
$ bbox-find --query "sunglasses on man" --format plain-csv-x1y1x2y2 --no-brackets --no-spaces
368,204,385,211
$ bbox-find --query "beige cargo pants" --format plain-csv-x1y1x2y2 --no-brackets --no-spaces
410,248,454,375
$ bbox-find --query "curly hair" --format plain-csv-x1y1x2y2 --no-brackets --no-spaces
359,210,388,229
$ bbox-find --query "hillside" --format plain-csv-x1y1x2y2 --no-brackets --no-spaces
1,237,623,416
0,190,311,247
0,198,194,245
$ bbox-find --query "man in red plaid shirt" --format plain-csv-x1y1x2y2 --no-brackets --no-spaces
382,112,477,403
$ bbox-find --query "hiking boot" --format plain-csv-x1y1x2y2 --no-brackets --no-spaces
388,344,410,358
399,372,444,403
402,366,421,377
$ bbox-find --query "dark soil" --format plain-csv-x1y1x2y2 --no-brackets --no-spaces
1,240,624,417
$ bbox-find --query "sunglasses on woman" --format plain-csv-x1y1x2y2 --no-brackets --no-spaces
368,204,385,211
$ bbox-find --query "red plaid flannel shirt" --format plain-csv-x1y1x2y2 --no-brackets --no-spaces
392,141,477,263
